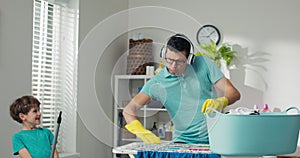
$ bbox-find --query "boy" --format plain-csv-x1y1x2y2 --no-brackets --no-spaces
10,95,59,158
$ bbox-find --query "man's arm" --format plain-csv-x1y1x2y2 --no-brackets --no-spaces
122,92,161,144
202,77,240,114
123,92,151,123
214,77,240,105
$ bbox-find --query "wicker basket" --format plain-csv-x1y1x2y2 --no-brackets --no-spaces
127,39,153,75
129,38,153,54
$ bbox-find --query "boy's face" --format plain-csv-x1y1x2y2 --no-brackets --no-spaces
21,106,41,128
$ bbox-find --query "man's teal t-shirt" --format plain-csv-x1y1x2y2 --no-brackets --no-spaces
12,127,54,158
141,56,224,144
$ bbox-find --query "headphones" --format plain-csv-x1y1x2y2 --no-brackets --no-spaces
160,34,195,64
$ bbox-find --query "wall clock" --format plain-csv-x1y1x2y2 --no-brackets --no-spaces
196,24,222,46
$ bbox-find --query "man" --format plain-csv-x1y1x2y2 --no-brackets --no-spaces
123,34,240,144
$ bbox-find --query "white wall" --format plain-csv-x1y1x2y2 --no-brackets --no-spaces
77,0,129,158
0,0,33,157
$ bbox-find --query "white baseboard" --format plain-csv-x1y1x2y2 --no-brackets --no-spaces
60,152,80,158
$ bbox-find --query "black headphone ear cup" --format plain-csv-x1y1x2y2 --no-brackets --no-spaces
160,46,166,59
187,53,195,64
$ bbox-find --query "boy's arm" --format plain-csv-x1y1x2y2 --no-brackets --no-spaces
54,148,59,158
18,148,32,158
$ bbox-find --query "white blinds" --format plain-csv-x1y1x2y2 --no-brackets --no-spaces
32,0,78,153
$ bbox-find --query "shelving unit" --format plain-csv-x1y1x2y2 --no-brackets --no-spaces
113,75,171,154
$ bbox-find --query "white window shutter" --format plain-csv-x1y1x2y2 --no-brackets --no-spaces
32,0,78,153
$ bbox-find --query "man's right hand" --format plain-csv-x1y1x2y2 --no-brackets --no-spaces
201,97,229,115
125,120,161,144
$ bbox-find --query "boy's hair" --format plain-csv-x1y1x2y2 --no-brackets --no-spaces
10,95,40,123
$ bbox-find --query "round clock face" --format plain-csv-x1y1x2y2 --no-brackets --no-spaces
196,24,221,46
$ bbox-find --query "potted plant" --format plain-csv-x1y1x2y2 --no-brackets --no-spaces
195,40,237,68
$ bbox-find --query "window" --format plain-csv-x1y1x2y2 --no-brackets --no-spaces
32,0,79,153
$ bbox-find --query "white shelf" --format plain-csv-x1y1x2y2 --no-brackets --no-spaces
143,108,167,111
117,107,167,112
122,138,141,142
115,74,153,79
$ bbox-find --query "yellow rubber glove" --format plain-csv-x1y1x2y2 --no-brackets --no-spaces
125,120,161,144
202,97,229,115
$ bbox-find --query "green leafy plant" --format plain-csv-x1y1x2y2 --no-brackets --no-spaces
195,40,237,67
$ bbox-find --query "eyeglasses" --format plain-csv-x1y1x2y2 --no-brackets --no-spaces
165,58,186,66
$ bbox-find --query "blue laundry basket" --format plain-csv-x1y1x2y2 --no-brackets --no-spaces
206,107,300,156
